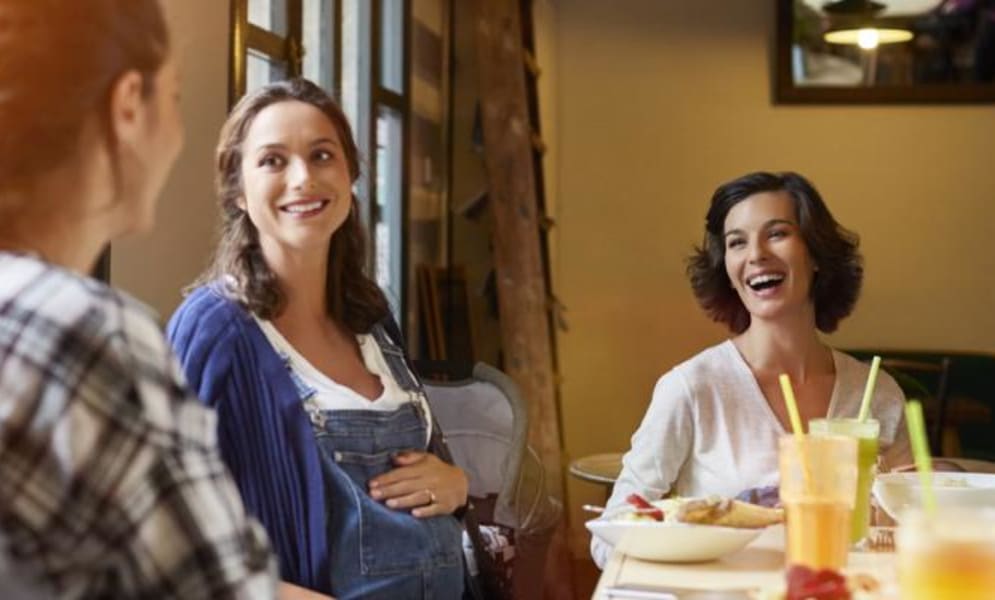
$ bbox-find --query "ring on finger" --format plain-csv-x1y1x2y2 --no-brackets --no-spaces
426,488,437,504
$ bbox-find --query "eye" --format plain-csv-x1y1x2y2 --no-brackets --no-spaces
768,228,789,240
726,237,745,249
312,148,334,162
258,154,286,169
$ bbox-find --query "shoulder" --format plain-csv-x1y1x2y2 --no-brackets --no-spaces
0,255,166,371
661,340,738,393
832,349,904,401
167,284,254,352
0,255,215,447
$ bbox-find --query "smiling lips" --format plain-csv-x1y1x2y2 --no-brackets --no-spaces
279,197,330,218
745,272,786,296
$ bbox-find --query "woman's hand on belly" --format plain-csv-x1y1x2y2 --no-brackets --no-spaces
368,451,469,518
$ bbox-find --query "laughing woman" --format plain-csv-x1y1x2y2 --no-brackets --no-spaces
167,79,467,599
591,171,912,567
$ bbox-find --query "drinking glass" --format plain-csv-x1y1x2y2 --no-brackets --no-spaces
779,434,858,570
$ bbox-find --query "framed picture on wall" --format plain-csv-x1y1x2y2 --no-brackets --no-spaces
776,0,995,103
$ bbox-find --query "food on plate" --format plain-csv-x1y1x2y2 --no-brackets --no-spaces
611,494,784,529
677,496,785,529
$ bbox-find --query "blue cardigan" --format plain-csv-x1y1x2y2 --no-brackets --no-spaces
167,286,332,593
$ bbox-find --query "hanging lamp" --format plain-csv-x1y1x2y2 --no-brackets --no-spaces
821,0,914,49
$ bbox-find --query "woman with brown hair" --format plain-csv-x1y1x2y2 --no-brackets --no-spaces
0,0,276,597
168,78,468,599
590,171,912,567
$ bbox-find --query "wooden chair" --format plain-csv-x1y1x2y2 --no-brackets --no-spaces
879,357,951,453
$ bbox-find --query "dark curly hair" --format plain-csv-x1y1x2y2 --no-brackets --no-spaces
686,171,862,334
196,78,388,333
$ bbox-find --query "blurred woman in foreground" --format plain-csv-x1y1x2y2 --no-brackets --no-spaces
0,1,276,596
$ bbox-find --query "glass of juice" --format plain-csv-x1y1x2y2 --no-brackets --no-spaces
808,418,879,546
778,434,857,570
897,507,995,600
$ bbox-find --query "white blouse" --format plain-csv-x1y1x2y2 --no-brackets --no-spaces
255,318,433,441
591,340,912,568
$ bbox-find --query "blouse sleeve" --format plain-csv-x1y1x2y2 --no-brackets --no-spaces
590,369,694,568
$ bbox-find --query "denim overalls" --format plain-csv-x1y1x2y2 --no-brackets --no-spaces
287,324,464,599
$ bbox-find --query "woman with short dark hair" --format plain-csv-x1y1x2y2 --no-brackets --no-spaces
591,171,911,567
0,1,276,597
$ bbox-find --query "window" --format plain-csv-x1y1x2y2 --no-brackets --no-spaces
230,0,410,323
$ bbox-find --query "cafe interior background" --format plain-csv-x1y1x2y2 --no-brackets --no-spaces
108,0,995,597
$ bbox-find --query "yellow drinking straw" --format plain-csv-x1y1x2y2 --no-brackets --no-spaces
905,400,937,515
779,374,812,492
857,355,882,422
779,374,805,439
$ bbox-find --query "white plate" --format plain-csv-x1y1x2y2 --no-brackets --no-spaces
586,517,763,562
873,472,995,522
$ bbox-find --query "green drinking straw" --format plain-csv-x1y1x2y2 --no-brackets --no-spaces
905,400,937,515
857,355,882,422
779,374,805,439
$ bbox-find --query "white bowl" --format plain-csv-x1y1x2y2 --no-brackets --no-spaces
585,517,763,562
873,472,995,522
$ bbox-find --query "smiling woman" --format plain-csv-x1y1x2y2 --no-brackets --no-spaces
590,171,913,569
167,78,470,599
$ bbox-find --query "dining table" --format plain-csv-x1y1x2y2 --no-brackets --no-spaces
592,525,899,599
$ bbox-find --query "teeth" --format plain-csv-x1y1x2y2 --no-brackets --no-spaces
748,273,784,286
284,200,324,213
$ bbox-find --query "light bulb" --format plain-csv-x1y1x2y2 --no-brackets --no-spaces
857,28,880,50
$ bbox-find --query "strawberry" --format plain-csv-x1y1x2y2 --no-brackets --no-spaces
624,493,664,521
785,565,850,600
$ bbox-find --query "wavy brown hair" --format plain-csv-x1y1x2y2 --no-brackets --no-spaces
686,171,863,334
197,78,388,333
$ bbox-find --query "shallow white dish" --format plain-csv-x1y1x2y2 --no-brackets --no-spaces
585,517,763,562
873,472,995,522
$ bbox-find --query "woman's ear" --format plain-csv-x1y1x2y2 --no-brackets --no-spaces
236,196,247,211
107,70,148,146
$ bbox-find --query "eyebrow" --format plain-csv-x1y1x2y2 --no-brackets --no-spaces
253,137,342,153
723,218,795,238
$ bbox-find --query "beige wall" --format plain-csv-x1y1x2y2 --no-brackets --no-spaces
111,1,230,320
547,0,995,552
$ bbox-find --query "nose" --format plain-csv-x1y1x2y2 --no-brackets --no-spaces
288,157,314,191
746,237,769,263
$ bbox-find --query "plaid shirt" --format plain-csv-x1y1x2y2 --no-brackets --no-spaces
0,253,277,599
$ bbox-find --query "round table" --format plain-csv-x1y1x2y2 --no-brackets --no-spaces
568,452,624,485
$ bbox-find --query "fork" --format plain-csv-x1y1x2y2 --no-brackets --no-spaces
865,527,895,552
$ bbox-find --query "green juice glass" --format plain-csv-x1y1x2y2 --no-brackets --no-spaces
808,418,880,546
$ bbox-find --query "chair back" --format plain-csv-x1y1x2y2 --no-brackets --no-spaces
418,361,560,534
417,361,561,600
879,356,952,452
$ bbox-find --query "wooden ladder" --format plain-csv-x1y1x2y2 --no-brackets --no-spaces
470,0,573,598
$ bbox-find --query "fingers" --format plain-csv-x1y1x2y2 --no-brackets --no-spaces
367,455,469,517
376,486,437,511
391,450,429,466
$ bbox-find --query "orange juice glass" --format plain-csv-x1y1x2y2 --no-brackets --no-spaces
778,435,857,570
898,507,995,600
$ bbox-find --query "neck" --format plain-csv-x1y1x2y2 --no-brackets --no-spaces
261,238,330,323
0,166,112,274
733,305,831,383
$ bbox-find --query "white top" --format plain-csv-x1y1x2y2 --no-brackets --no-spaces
255,318,432,441
591,340,912,568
